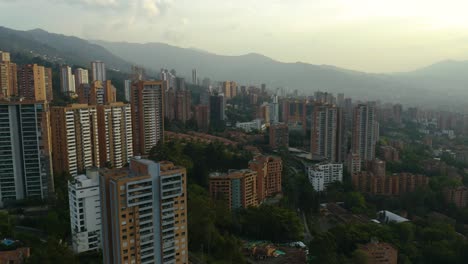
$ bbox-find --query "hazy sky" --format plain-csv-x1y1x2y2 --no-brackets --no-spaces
2,0,468,72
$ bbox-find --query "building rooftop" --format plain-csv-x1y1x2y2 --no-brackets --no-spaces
209,169,254,179
378,210,409,223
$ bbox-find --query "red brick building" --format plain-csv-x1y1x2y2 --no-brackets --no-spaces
444,186,468,208
379,146,400,162
269,123,289,149
358,242,398,264
249,155,282,203
352,171,428,196
0,247,30,264
209,170,258,210
194,104,209,131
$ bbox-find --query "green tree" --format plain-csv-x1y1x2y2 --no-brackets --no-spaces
344,192,366,214
26,238,78,264
351,249,369,264
187,184,246,263
0,212,13,237
236,205,303,242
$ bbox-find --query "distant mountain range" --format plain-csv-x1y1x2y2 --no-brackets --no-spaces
0,26,131,71
0,26,466,109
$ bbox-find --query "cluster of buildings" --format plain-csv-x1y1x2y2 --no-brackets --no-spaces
403,105,468,136
209,155,282,210
157,69,275,132
0,239,30,264
271,92,437,197
69,157,188,263
1,51,53,101
0,51,54,205
267,92,379,192
51,79,165,177
379,145,400,162
269,123,289,149
444,186,468,208
195,79,277,132
161,72,192,124
307,163,343,192
60,61,107,97
267,95,379,164
0,51,188,263
352,160,429,196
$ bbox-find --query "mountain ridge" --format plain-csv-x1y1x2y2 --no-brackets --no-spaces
0,26,467,108
0,26,132,71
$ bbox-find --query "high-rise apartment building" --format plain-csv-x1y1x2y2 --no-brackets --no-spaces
124,80,131,102
346,152,362,174
192,69,197,85
17,64,46,101
50,104,100,176
280,99,307,127
78,81,97,105
0,51,18,98
100,158,188,264
165,87,176,121
175,90,191,123
91,61,106,82
131,65,146,81
0,51,10,62
68,168,101,253
258,103,271,124
60,65,76,95
209,169,258,210
164,78,191,123
44,67,53,102
199,88,210,105
307,163,343,192
392,104,402,124
165,77,191,123
96,102,133,168
248,155,282,203
337,93,345,107
175,77,185,91
0,100,52,206
103,80,117,104
352,103,377,162
209,93,225,124
343,97,353,128
261,83,266,94
131,81,164,155
310,104,341,162
160,69,176,89
314,91,336,104
74,68,89,89
194,104,209,131
78,80,116,106
222,81,237,99
250,93,258,105
270,95,279,124
269,122,289,149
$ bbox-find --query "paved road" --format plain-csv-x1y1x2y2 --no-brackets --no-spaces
301,211,313,243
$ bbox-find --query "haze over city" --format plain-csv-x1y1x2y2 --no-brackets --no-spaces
2,0,468,72
3,1,468,263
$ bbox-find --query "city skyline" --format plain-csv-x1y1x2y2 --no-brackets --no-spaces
2,0,468,72
1,40,468,262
